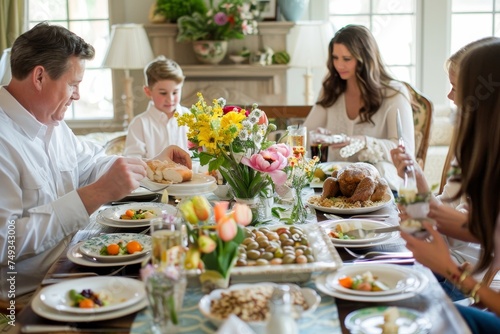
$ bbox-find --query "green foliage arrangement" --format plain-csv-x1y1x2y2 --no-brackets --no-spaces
155,0,207,23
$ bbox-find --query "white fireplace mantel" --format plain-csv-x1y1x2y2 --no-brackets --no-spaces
144,22,295,106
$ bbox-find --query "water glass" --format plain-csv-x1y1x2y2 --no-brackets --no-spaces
287,125,307,149
145,270,187,334
150,214,184,269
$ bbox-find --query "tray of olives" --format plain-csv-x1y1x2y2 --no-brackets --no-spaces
229,224,343,283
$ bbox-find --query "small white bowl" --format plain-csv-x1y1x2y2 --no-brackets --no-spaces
199,283,320,334
229,55,247,64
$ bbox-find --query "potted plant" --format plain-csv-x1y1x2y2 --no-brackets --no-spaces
176,0,260,64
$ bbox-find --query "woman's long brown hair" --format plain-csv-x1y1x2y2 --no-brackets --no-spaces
316,24,398,124
455,40,500,274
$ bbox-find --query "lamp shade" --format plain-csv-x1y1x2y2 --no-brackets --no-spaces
289,21,334,70
0,48,11,85
102,23,154,69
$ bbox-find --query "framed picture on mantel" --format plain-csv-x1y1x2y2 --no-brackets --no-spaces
259,0,278,21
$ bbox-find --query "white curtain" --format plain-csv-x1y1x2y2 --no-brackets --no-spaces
0,48,11,85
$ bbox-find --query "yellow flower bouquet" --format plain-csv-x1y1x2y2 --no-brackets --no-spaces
176,93,290,204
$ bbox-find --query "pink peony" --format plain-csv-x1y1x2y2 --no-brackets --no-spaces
266,143,292,158
240,148,288,185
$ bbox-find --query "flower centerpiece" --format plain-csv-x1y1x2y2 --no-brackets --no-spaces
177,0,260,64
175,93,290,224
178,195,252,292
277,146,320,224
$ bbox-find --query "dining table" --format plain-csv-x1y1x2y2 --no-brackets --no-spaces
13,187,471,334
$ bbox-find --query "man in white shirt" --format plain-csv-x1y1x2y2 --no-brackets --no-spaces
0,22,190,310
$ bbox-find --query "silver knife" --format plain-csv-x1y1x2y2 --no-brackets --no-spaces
21,325,129,333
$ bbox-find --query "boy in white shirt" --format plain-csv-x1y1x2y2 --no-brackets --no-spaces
124,56,190,158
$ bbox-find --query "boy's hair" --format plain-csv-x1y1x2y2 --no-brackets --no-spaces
144,55,184,87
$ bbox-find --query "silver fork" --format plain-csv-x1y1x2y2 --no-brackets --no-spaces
139,180,170,192
343,247,412,260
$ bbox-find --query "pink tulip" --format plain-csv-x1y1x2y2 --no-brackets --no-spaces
214,201,230,223
258,112,268,126
232,203,252,226
217,217,238,241
198,235,216,253
241,148,288,185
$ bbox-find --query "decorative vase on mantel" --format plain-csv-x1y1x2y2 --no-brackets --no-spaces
192,40,228,65
278,0,310,21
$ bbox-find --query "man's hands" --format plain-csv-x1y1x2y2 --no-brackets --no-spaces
78,157,147,214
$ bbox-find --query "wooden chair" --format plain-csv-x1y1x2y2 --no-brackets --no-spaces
259,105,311,129
403,82,434,168
104,135,126,155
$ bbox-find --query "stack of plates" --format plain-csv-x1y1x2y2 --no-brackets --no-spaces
67,233,151,267
142,173,217,197
315,264,429,302
33,277,147,321
319,219,400,248
97,202,176,228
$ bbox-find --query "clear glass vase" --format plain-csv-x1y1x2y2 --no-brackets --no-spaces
288,185,308,224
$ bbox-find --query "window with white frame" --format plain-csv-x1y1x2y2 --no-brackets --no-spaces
28,0,113,121
450,0,498,54
328,0,417,85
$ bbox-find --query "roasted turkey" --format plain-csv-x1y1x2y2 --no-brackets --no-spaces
321,162,389,203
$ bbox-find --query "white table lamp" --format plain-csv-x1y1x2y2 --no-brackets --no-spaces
102,23,154,125
289,22,334,105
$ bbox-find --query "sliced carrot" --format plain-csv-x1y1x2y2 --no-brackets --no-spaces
125,209,135,218
338,276,353,288
79,298,95,308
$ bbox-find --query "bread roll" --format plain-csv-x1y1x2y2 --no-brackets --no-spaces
146,159,193,184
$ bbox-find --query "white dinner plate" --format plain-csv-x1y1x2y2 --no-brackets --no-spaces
79,233,151,263
33,289,147,322
309,162,352,188
39,277,146,314
307,192,394,215
198,283,320,332
318,221,400,249
67,241,149,267
144,173,216,190
319,219,396,245
167,182,218,198
100,203,162,223
96,203,177,229
315,265,428,302
325,264,421,296
345,306,432,334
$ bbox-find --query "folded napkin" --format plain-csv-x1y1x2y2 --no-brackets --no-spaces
217,314,256,334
